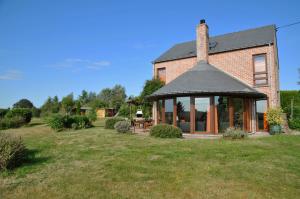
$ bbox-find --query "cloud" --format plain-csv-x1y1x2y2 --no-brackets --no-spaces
0,70,22,80
48,58,111,71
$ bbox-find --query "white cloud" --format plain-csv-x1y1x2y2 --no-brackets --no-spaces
0,70,22,80
49,58,111,71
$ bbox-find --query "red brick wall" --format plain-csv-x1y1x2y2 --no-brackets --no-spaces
153,45,279,107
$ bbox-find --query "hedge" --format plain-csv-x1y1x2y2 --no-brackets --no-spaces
150,124,182,138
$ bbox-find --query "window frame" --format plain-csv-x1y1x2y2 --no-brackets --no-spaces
252,53,268,86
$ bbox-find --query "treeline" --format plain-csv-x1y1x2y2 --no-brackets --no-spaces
40,84,126,117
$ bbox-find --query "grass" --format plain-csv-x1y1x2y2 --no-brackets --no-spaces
0,118,300,199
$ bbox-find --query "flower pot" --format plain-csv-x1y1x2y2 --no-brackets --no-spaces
269,125,282,135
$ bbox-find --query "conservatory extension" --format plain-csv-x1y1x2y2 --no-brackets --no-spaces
148,61,268,134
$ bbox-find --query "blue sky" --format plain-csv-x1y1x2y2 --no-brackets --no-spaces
0,0,299,108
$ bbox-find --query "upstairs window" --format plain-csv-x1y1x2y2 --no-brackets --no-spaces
253,54,268,86
157,67,166,82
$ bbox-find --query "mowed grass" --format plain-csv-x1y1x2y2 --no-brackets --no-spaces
0,118,300,199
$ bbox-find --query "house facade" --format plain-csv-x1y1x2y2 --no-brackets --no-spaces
149,20,280,134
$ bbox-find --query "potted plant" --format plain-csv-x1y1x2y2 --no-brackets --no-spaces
266,107,283,135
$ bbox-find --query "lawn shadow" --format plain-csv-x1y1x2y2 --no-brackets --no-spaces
23,149,51,167
25,122,45,127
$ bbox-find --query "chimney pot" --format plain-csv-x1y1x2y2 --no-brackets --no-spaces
200,19,206,24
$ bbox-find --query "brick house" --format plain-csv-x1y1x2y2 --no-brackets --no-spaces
148,20,280,134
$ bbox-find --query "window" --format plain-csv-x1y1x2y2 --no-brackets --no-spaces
232,98,244,129
253,54,268,86
215,96,229,133
176,97,190,133
157,68,166,82
165,99,173,125
157,100,163,123
195,97,210,132
256,99,268,131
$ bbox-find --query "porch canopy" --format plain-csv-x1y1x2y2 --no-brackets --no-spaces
148,61,266,100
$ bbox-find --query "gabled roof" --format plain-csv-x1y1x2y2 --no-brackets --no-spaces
148,61,266,99
153,25,275,63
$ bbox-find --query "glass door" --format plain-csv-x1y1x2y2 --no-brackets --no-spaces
176,97,190,133
215,96,229,133
194,97,210,132
256,99,268,131
232,98,244,129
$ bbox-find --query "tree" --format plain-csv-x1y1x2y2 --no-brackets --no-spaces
75,100,81,115
61,93,75,114
97,88,112,105
140,78,164,99
52,96,60,113
140,78,164,117
88,99,108,109
87,108,97,122
79,90,89,105
13,99,34,109
111,85,126,110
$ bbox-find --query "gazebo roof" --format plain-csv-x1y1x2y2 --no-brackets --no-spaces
148,61,266,100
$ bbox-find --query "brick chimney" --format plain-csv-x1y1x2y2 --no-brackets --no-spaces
196,19,209,62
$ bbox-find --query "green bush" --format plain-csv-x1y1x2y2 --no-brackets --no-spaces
288,118,300,130
87,109,97,122
0,133,27,170
223,127,248,139
114,121,131,133
72,115,92,129
0,109,9,118
47,114,65,131
104,117,125,129
150,124,182,138
5,108,32,124
47,114,91,131
0,117,26,130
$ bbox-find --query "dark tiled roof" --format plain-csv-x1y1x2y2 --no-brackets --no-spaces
153,25,275,63
148,61,266,99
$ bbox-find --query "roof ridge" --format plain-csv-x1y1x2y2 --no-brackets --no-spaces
210,24,275,39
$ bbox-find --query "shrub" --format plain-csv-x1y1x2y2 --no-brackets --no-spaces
0,133,27,170
150,124,182,138
223,127,248,139
5,108,32,124
266,107,283,126
47,114,64,131
72,115,92,129
71,123,78,130
47,114,91,131
87,109,97,122
114,121,131,133
0,109,9,118
0,117,26,130
104,117,125,129
288,118,300,130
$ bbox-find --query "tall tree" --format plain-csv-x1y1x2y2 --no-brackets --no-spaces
79,90,89,105
111,85,126,110
61,93,75,114
13,99,34,109
140,78,164,117
98,88,112,104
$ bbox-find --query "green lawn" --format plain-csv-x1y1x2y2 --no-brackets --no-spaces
1,118,300,199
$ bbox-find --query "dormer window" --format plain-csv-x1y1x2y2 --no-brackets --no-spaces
253,54,268,86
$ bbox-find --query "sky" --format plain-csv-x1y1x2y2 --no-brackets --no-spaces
0,0,299,108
